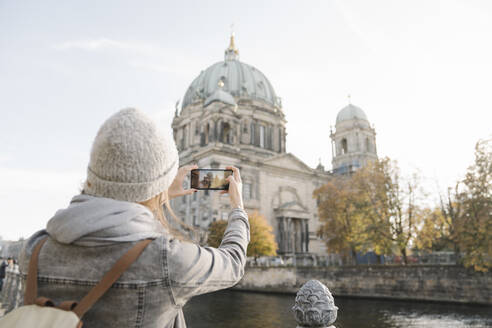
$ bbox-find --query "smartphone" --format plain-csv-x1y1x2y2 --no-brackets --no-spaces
190,169,233,190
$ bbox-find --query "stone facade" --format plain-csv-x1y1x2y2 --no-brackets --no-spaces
170,36,332,255
169,36,378,256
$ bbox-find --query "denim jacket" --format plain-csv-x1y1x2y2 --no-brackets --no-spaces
18,208,250,328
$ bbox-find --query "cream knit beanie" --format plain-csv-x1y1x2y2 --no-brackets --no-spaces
84,108,179,202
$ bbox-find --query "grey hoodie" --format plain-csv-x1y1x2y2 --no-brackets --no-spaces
47,194,166,246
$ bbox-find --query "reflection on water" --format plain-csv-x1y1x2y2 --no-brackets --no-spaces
183,290,492,328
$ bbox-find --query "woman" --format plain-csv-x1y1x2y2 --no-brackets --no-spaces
18,108,250,327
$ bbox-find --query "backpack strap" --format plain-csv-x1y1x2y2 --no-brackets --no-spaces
72,238,153,318
24,236,49,305
24,236,153,320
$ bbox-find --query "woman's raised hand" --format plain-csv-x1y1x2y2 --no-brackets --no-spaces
221,166,244,210
168,164,198,199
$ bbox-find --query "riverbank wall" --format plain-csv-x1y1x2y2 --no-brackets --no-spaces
233,265,492,305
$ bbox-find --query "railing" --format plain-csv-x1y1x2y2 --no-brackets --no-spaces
247,251,460,267
384,251,459,265
247,254,343,267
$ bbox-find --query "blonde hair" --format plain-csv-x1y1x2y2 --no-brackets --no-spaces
139,190,195,241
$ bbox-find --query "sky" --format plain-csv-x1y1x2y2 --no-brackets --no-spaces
1,0,491,240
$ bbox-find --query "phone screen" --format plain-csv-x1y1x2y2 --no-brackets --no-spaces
191,169,233,190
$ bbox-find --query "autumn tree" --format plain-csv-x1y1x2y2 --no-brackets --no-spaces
415,186,463,254
415,139,491,272
207,211,277,259
314,176,371,263
458,139,492,272
415,207,450,251
438,185,465,255
247,212,277,259
353,158,424,264
207,219,228,249
315,157,424,264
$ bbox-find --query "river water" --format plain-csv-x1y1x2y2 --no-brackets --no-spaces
183,290,492,328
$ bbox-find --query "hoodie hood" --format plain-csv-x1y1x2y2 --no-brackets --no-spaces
46,194,166,246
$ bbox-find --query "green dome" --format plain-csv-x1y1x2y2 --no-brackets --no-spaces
182,36,280,109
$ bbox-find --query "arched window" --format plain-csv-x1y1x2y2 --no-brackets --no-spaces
200,126,205,146
205,123,210,144
365,137,370,152
213,121,218,141
341,138,348,154
222,122,231,144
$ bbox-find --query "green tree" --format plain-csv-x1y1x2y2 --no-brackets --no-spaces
207,211,277,259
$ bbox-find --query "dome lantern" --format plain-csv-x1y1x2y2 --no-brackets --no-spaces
224,32,239,61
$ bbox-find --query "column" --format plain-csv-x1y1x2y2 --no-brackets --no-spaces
277,217,285,254
304,220,309,253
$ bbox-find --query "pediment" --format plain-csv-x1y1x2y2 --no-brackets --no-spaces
277,201,306,212
274,201,310,219
263,153,313,173
199,104,240,119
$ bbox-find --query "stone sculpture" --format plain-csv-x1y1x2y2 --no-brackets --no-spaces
292,280,338,328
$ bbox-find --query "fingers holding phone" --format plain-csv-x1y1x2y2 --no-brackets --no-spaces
224,166,243,210
226,166,241,184
168,164,198,199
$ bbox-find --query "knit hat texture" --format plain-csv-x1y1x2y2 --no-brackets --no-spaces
84,108,179,202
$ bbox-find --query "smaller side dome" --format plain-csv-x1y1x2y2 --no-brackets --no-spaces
336,104,368,124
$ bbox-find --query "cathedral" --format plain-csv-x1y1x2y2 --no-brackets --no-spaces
170,35,378,256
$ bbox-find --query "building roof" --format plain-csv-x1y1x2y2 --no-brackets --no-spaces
182,35,280,109
336,104,369,124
